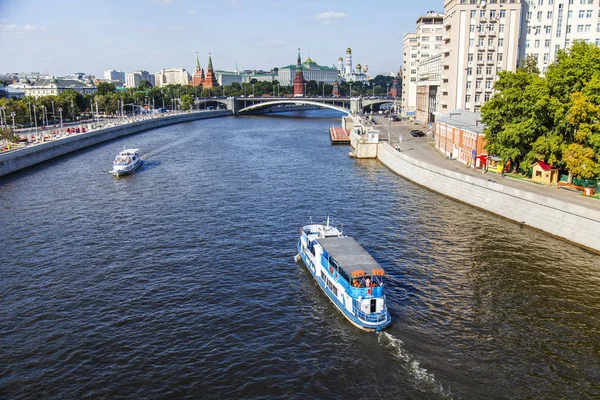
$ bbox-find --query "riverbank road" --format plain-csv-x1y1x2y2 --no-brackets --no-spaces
371,114,600,212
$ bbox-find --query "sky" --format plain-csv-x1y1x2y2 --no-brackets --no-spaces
0,0,443,78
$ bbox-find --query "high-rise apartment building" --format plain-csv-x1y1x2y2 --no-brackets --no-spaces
154,68,190,87
440,0,523,113
103,70,125,83
402,33,419,115
402,12,444,117
520,0,600,74
125,70,155,88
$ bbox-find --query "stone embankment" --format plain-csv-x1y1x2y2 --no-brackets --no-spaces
0,110,231,177
377,142,600,253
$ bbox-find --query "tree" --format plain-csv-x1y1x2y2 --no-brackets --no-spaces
481,70,552,173
96,82,116,95
519,54,540,75
180,94,193,111
138,80,152,91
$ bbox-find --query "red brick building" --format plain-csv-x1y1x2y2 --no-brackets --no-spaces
293,49,306,97
191,53,204,87
203,53,218,89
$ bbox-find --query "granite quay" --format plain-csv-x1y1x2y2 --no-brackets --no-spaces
364,115,600,253
0,110,231,177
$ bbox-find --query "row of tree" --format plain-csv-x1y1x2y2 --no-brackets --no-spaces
481,41,600,180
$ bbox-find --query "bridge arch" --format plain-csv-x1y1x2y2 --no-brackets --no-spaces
238,99,351,115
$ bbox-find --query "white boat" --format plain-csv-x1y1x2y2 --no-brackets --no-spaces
296,217,391,332
110,148,143,177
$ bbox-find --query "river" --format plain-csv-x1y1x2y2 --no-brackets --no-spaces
1,110,598,399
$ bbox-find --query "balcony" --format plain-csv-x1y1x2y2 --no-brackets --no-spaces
443,48,450,55
444,19,451,28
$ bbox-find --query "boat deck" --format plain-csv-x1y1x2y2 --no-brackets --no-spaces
317,236,383,275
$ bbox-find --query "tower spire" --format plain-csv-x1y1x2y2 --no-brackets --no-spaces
208,53,213,70
196,52,200,68
297,48,301,68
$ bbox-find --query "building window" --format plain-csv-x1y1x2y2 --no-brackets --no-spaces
470,10,476,18
478,53,483,61
485,80,492,89
547,11,552,19
537,11,543,20
486,66,492,75
497,53,503,61
568,10,572,19
500,10,506,18
476,79,481,88
476,66,482,75
579,10,585,18
468,53,474,62
535,39,540,48
466,81,472,90
467,67,473,76
466,94,471,103
544,53,550,62
469,39,474,47
586,10,593,18
499,24,505,33
545,25,552,33
498,38,504,47
585,24,591,32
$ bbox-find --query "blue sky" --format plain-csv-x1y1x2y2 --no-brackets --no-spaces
0,0,442,78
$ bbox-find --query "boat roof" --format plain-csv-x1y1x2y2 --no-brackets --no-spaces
120,149,140,154
317,236,385,276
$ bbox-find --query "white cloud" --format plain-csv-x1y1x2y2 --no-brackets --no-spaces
153,0,173,4
187,9,196,14
24,24,37,32
314,11,348,20
0,24,17,32
256,39,285,48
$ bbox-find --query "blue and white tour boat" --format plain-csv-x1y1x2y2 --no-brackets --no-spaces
110,148,143,177
296,218,391,332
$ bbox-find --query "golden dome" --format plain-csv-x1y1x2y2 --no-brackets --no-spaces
346,46,352,54
356,63,362,69
305,57,313,63
338,56,343,61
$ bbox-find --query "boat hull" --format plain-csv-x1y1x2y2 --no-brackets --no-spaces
110,158,143,177
297,240,391,332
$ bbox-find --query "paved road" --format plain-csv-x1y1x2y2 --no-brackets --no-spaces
371,114,600,212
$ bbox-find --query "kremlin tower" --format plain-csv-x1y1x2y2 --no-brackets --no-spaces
390,69,401,98
203,53,218,89
332,80,339,97
192,52,204,87
293,48,306,97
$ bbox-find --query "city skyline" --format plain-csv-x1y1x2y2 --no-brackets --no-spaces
0,0,442,78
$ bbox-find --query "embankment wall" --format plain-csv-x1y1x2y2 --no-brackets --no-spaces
377,143,600,253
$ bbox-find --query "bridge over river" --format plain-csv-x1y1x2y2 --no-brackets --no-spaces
207,96,396,115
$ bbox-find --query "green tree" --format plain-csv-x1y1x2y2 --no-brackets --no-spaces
138,80,152,91
180,94,193,111
519,53,540,75
97,82,116,95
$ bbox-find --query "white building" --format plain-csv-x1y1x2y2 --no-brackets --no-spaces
125,70,155,88
337,47,368,82
278,57,339,86
402,33,419,115
402,11,445,118
440,0,523,113
8,76,97,98
103,70,125,82
520,0,600,74
154,68,190,87
417,53,442,123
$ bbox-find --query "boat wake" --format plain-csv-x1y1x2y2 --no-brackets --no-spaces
378,332,453,398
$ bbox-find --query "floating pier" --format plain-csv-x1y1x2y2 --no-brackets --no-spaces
329,127,350,145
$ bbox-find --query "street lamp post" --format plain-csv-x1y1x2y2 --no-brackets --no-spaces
10,112,15,130
372,83,375,97
387,83,390,98
252,83,255,97
0,107,4,128
58,107,63,132
52,100,55,124
277,84,280,97
33,105,38,137
70,100,74,122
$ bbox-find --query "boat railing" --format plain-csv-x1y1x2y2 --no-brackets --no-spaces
355,307,388,324
346,285,384,298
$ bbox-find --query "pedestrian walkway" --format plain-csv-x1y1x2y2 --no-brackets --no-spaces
371,115,600,212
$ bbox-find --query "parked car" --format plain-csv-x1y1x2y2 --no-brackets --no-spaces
411,129,426,137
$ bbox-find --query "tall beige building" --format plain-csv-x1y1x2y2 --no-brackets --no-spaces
402,12,445,117
440,0,523,113
402,33,419,115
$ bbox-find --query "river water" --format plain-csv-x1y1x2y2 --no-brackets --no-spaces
1,111,599,399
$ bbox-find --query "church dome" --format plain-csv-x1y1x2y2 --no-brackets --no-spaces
48,76,58,84
346,46,352,54
338,57,343,61
356,63,362,70
305,56,313,64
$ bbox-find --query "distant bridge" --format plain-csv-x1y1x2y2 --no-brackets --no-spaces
205,96,397,115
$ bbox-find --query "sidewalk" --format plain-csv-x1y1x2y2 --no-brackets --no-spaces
371,115,600,212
